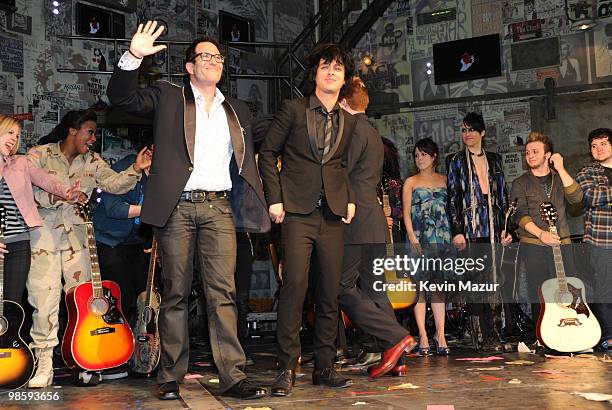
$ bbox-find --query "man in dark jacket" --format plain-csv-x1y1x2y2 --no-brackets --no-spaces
446,112,512,351
258,44,357,396
107,21,269,401
338,77,416,378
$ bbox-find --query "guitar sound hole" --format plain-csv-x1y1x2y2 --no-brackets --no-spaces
554,291,574,306
0,316,7,336
90,298,109,316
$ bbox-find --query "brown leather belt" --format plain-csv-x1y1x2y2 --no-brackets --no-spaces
180,190,230,202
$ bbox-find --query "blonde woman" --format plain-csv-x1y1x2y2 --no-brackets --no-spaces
0,114,79,305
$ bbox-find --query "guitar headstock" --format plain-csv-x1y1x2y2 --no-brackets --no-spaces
506,198,518,219
540,201,558,228
75,202,92,223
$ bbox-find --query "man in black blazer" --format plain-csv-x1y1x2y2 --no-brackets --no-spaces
107,21,269,400
338,78,416,379
258,44,357,396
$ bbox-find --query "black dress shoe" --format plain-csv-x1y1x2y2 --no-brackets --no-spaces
271,369,295,396
312,368,352,388
157,381,180,400
225,379,267,400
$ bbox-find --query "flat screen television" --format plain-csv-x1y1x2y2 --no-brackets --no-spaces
75,2,125,38
219,10,254,44
433,34,501,85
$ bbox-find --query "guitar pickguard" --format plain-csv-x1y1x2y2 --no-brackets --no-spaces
102,286,125,325
567,283,590,318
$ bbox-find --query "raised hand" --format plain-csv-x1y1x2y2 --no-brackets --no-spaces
133,146,153,172
129,20,166,59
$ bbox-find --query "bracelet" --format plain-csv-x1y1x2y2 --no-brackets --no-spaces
128,49,143,59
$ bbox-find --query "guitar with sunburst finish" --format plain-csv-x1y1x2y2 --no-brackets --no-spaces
0,206,35,393
61,203,134,371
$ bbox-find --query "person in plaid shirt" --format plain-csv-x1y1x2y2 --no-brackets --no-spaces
576,128,612,352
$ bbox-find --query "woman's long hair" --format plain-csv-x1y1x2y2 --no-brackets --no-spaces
0,114,22,155
38,109,97,145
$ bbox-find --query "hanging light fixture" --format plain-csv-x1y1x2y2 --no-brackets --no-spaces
564,0,597,31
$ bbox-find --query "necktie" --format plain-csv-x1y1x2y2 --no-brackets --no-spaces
323,111,333,158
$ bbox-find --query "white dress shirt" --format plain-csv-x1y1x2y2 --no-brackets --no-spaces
118,51,233,191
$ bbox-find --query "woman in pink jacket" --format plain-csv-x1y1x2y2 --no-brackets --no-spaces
0,114,79,305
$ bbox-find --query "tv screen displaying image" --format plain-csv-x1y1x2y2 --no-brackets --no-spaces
75,2,125,38
433,34,501,85
219,10,253,43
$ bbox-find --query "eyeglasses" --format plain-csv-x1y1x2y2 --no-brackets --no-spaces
460,127,476,133
192,52,225,63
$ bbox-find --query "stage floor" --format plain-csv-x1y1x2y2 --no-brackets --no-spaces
1,342,610,409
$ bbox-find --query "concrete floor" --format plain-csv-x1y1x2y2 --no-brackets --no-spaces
1,342,610,410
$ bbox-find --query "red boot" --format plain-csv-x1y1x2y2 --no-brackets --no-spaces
367,335,417,378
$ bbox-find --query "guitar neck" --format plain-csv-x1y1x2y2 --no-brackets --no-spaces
549,226,568,292
382,194,394,256
84,223,104,299
145,238,158,306
0,236,4,317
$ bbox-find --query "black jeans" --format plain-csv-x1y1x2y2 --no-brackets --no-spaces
2,240,31,304
154,198,245,392
97,242,150,323
277,205,344,370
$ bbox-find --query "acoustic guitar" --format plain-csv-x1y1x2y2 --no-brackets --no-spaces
0,207,35,393
536,202,601,352
129,237,161,375
61,203,134,371
382,194,417,310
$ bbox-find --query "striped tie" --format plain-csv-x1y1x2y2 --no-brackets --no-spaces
323,111,333,158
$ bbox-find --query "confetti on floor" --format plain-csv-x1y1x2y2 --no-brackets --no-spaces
466,366,505,371
184,373,204,379
571,392,612,403
388,382,420,390
532,370,563,374
504,360,535,365
508,379,521,384
456,356,505,362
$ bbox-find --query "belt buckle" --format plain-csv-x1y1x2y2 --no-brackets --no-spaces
190,191,206,203
316,197,322,208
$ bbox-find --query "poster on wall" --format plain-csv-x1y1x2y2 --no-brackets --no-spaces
556,32,589,87
236,79,268,118
0,34,24,77
502,0,525,23
472,0,503,37
197,8,218,37
502,151,524,183
592,21,612,81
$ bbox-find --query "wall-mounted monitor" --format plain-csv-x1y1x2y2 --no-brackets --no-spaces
433,34,502,85
219,10,254,44
75,2,125,39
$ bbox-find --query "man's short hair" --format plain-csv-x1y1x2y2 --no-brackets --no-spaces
462,112,486,133
526,131,554,154
185,37,223,65
305,43,355,94
587,128,612,145
343,77,369,112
